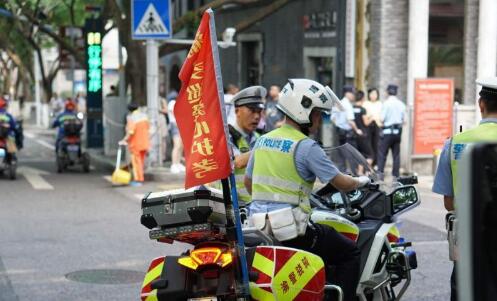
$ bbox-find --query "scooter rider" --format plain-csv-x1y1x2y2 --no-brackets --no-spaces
244,79,370,301
52,99,79,153
0,97,18,161
229,86,266,206
432,77,497,301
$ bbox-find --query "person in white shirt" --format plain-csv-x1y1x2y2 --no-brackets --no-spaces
224,84,239,126
362,88,382,167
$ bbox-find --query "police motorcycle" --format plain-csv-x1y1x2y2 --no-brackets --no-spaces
140,182,340,301
138,146,419,301
309,143,419,301
56,117,90,173
0,123,16,180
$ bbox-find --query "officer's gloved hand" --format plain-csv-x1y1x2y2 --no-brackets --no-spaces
355,176,371,189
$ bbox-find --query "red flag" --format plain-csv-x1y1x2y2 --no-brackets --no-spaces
174,9,231,189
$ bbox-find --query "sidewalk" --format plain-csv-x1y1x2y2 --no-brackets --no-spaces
88,148,186,183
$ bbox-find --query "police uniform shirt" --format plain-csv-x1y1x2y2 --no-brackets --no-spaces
245,137,341,213
230,122,258,156
432,118,497,197
381,96,406,127
332,97,355,130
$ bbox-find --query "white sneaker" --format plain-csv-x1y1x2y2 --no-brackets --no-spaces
178,163,186,172
170,164,181,174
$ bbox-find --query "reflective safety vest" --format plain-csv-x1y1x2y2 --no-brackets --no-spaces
251,125,314,212
230,126,259,205
450,122,497,195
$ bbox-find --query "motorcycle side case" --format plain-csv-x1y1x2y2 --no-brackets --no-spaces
311,209,360,242
248,246,326,301
141,187,227,228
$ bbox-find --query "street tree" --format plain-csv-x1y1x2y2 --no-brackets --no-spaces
0,0,292,105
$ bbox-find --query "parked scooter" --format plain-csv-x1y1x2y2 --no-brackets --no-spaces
56,118,90,173
139,144,419,301
0,124,16,180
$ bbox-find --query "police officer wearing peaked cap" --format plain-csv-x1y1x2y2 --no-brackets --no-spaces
228,85,266,206
377,84,406,181
433,77,497,301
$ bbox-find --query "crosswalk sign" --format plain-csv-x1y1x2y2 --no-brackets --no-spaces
132,0,172,40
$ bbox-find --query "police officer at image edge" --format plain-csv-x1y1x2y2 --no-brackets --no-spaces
227,85,266,207
244,79,371,301
377,84,406,181
432,77,497,301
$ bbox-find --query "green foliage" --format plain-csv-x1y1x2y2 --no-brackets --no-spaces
183,11,201,37
428,45,463,74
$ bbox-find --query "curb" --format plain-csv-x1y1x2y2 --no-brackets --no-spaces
87,149,186,183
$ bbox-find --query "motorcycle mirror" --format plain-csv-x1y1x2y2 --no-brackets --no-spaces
391,185,420,215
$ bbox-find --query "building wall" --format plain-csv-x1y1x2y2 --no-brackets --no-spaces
463,0,479,104
214,0,346,91
215,0,305,88
368,0,409,101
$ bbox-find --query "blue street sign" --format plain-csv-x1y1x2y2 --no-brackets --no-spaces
132,0,172,40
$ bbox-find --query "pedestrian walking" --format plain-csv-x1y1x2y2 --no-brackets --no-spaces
352,90,374,166
331,85,362,147
264,85,285,132
377,84,406,181
432,77,497,301
363,88,382,167
119,103,150,186
224,84,239,126
168,98,185,174
158,95,169,164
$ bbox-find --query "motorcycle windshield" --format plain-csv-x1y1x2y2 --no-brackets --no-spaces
323,143,377,181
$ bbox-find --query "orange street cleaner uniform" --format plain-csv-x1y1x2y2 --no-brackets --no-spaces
127,110,150,182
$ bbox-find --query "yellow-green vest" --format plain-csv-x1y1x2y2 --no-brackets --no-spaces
450,122,497,195
251,125,314,212
231,128,259,205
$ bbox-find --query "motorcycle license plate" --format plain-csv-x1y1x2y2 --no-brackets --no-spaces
187,298,217,301
67,145,79,152
0,148,5,158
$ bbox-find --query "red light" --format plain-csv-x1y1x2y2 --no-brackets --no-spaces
178,246,233,271
191,248,221,265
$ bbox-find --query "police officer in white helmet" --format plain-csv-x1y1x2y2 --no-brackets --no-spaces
244,79,370,301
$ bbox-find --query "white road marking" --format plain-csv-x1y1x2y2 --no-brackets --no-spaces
18,166,54,190
24,132,55,150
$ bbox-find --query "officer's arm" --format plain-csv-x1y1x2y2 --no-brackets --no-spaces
234,152,251,169
444,196,454,211
330,173,363,192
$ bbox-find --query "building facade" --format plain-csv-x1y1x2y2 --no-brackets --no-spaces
161,0,493,173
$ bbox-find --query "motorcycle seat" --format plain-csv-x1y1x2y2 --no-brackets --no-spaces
243,227,280,247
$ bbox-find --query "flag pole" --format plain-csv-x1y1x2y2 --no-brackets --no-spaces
207,8,250,296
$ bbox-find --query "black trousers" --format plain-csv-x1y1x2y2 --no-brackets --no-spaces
283,223,361,301
451,263,457,301
377,134,401,177
336,128,357,148
368,123,381,166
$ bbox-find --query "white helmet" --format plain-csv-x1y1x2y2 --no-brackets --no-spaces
276,79,342,125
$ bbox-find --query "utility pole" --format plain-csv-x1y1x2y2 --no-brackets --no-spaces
34,50,41,127
146,39,162,166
